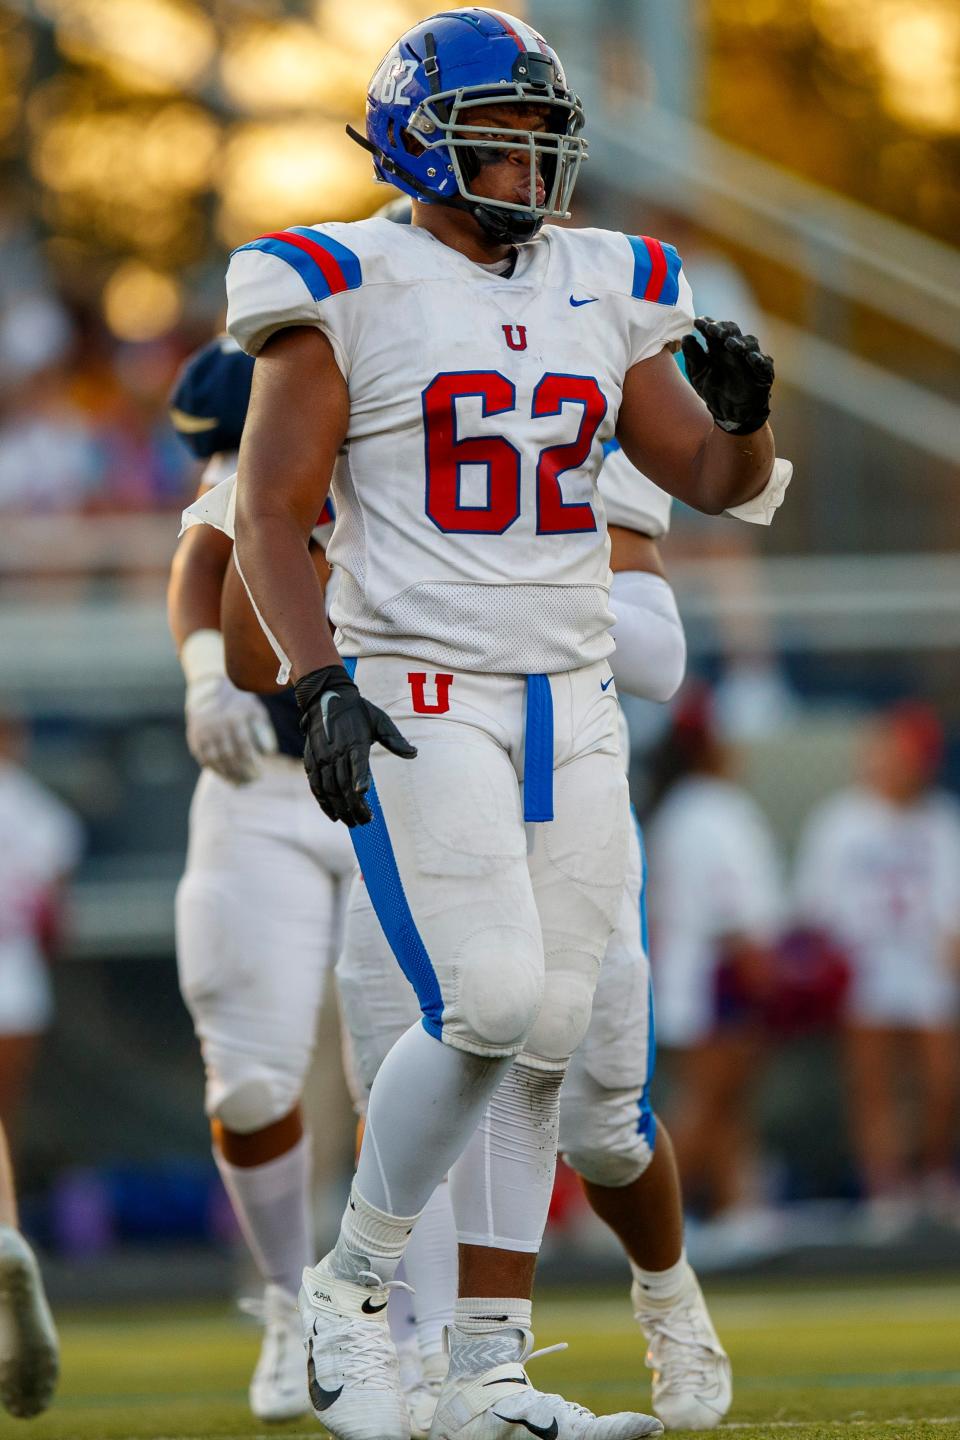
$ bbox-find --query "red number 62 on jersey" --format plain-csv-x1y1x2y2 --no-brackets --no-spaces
422,370,607,537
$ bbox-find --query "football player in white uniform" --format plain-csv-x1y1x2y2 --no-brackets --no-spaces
189,10,788,1437
168,338,356,1422
0,1124,58,1418
338,439,731,1435
174,331,732,1434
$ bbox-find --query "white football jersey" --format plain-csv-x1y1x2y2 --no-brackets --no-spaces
598,440,672,538
226,217,693,673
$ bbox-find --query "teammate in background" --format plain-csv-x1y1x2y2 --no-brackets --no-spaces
0,710,82,1132
0,1121,58,1418
793,702,960,1231
645,688,783,1225
0,712,75,1419
336,438,731,1433
168,339,356,1422
193,10,789,1437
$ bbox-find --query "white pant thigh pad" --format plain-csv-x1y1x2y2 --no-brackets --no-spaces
354,663,545,1058
176,766,346,1128
336,873,422,1105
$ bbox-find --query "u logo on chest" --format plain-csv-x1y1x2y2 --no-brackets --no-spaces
502,324,527,352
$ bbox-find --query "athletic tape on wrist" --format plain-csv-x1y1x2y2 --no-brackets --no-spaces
180,628,227,685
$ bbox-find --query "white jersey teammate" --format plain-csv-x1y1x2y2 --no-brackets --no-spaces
190,10,789,1439
169,339,355,1422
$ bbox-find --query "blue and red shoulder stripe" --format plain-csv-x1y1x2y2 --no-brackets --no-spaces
627,236,682,306
233,227,362,302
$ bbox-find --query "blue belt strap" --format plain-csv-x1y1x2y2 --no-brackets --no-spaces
523,674,554,822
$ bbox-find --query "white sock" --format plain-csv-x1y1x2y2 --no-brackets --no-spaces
630,1249,690,1306
403,1180,457,1359
328,1183,421,1285
214,1134,312,1298
450,1062,564,1252
355,1023,511,1215
449,1297,533,1377
387,1257,418,1349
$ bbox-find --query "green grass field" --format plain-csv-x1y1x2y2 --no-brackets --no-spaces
13,1277,960,1440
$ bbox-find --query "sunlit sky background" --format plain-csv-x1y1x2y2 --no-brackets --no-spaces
0,0,956,341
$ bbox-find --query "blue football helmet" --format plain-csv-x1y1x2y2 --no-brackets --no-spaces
168,336,255,460
348,8,586,244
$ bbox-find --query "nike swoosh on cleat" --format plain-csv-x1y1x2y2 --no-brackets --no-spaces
493,1413,559,1439
600,676,614,690
360,1296,388,1314
483,1374,530,1387
569,295,598,307
307,1339,343,1412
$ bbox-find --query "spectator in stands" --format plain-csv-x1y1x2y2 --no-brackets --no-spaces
793,702,960,1232
646,684,783,1224
0,709,83,1135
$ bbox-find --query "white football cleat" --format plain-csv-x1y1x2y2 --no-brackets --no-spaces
298,1259,410,1440
0,1225,59,1419
429,1331,663,1439
632,1269,732,1431
239,1283,309,1422
407,1350,448,1440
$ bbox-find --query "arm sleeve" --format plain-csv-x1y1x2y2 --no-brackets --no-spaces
609,571,686,703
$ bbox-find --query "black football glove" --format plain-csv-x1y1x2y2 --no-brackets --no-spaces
294,665,417,827
681,317,774,435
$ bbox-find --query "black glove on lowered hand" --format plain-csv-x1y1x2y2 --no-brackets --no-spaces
681,317,774,435
294,665,417,827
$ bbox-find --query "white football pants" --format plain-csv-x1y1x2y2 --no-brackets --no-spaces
342,655,630,1072
175,756,356,1132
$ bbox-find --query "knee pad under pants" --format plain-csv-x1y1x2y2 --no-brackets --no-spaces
559,814,656,1186
176,766,351,1131
521,750,630,1072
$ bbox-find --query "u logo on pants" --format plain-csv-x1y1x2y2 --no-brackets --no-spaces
408,672,454,715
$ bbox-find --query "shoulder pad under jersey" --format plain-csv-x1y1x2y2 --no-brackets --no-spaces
226,222,366,357
547,226,695,365
598,440,672,538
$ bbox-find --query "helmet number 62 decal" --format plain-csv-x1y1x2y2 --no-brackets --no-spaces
379,57,417,106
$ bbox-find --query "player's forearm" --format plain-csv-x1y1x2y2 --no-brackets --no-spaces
687,421,776,516
234,511,341,681
167,525,233,651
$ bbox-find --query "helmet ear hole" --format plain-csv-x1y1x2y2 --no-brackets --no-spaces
400,124,425,158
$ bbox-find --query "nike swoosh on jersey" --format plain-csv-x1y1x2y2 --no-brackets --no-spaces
493,1412,559,1439
569,295,598,307
307,1338,343,1412
600,676,614,691
361,1295,388,1314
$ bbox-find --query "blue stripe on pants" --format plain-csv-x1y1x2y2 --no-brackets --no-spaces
633,808,657,1149
342,658,443,1039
